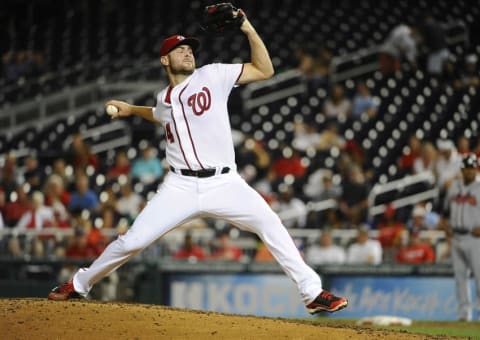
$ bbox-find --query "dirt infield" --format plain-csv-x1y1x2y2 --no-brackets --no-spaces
1,298,447,339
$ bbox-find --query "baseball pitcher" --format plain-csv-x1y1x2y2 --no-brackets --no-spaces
48,3,347,315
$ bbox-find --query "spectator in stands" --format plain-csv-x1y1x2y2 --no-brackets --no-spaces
0,152,21,196
322,208,347,230
130,145,163,185
346,226,383,265
296,46,317,81
398,135,422,175
98,206,118,230
15,191,54,230
173,232,206,261
269,145,307,180
453,54,480,89
66,133,99,172
209,230,243,262
66,224,105,259
107,150,131,180
27,50,47,78
395,229,435,264
304,169,341,202
456,135,471,156
98,185,118,215
413,141,437,174
236,137,271,182
379,24,419,75
115,182,144,223
323,84,352,123
407,204,428,233
304,170,342,228
7,236,23,257
351,81,379,120
295,45,332,94
3,185,31,226
44,174,71,216
292,122,322,152
30,237,46,258
67,173,99,213
21,155,45,192
52,158,75,191
376,204,406,262
254,241,275,262
305,229,346,265
435,139,462,192
316,122,346,151
419,16,450,76
272,184,307,228
338,164,369,226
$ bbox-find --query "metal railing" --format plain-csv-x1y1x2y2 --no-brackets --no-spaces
0,80,162,136
368,171,438,217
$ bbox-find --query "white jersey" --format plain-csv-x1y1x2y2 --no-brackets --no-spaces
153,63,244,170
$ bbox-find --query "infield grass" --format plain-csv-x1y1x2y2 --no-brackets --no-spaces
304,318,480,339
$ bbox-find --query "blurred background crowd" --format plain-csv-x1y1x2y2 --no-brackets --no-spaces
1,1,480,300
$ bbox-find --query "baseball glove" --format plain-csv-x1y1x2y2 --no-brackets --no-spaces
200,2,245,34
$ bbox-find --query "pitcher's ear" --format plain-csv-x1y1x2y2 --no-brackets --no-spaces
160,55,169,66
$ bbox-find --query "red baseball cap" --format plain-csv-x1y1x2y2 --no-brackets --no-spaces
160,35,200,56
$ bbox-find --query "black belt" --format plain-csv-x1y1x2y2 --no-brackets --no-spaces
170,166,230,178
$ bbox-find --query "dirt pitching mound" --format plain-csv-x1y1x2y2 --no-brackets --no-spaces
1,298,430,339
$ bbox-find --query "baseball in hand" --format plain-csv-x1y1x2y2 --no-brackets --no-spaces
106,105,119,115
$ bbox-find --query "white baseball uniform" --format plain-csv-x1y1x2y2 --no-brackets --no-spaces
72,63,323,305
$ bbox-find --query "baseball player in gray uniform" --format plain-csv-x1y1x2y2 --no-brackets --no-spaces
443,153,480,321
47,7,347,315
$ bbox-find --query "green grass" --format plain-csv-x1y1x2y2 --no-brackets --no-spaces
302,318,480,339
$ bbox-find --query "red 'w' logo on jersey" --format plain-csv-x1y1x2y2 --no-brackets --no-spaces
187,87,211,116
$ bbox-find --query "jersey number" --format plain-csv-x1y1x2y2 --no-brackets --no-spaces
165,123,175,143
187,87,211,116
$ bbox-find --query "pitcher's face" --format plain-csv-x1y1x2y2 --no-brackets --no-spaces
163,45,196,75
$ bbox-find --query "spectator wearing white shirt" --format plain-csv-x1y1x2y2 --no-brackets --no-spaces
16,191,54,230
346,226,383,265
272,184,307,228
115,182,144,221
305,230,346,265
435,139,462,191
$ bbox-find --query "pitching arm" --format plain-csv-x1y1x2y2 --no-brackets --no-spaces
105,100,158,122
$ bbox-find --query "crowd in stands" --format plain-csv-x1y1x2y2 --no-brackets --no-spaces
1,50,47,84
1,107,478,269
1,9,479,286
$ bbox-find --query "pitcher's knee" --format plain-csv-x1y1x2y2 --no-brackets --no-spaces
116,234,147,254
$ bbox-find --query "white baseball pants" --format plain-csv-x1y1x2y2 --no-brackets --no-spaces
73,171,322,304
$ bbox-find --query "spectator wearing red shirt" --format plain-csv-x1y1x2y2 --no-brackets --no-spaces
209,231,243,262
173,233,206,261
15,191,54,230
376,204,406,263
4,186,31,226
66,226,104,259
398,135,422,174
107,150,131,179
396,230,435,264
66,133,99,172
270,146,307,179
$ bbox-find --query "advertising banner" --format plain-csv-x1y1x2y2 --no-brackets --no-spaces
330,276,477,320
